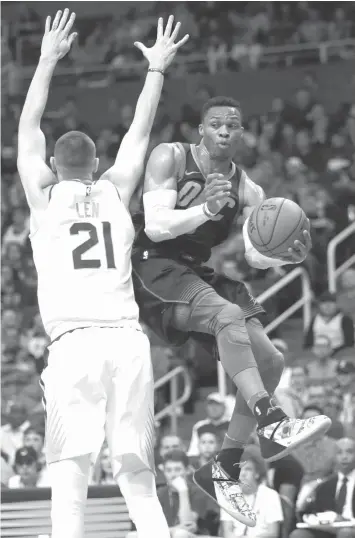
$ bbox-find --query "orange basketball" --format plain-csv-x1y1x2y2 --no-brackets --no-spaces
248,198,310,260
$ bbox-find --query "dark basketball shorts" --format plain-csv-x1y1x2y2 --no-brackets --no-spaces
132,249,266,348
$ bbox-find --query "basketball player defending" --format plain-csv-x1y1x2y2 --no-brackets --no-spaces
132,96,331,525
17,10,188,538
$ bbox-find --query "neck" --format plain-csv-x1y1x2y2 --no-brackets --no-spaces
59,170,93,183
196,141,233,176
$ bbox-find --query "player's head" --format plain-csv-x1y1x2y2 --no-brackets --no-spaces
51,131,99,181
199,96,243,160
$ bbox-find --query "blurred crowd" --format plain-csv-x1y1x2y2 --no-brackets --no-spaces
1,2,355,537
3,2,355,74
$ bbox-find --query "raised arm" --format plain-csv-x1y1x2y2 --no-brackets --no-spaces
143,144,232,241
242,174,311,269
101,16,189,208
17,9,77,209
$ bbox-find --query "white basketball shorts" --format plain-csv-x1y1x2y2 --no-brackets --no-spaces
40,325,155,475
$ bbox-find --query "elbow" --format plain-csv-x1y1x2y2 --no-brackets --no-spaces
144,225,171,243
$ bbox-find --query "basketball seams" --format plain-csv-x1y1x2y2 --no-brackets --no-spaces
249,203,266,247
261,198,285,247
269,210,304,252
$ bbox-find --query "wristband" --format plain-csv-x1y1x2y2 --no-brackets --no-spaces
202,202,218,219
148,68,164,75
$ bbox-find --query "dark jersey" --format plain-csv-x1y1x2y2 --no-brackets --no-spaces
134,143,247,262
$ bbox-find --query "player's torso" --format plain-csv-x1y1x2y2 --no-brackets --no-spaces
135,143,246,262
30,179,139,340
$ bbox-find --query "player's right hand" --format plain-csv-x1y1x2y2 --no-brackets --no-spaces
134,16,189,71
204,173,232,215
41,9,77,62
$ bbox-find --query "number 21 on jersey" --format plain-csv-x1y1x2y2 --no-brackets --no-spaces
70,222,116,269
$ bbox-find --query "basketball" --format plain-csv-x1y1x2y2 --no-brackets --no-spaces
248,198,310,260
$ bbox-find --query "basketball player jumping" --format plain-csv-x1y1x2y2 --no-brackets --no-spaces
17,10,188,538
132,96,331,525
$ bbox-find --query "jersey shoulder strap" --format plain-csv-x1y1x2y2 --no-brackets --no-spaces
171,142,190,182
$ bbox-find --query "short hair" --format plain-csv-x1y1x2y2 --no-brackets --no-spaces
197,424,219,439
302,404,323,416
54,131,96,170
241,445,267,482
201,96,242,122
162,450,189,468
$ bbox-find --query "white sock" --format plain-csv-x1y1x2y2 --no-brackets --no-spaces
48,455,91,538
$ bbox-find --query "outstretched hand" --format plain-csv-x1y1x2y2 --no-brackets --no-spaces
134,15,189,71
41,8,77,62
286,228,312,264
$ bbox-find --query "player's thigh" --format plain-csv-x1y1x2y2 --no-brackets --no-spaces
41,329,108,461
105,329,155,475
212,273,265,320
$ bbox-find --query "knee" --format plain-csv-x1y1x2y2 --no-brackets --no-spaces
214,304,250,344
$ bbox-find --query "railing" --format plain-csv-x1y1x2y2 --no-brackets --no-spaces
154,365,192,434
217,267,313,397
327,222,355,293
17,38,355,80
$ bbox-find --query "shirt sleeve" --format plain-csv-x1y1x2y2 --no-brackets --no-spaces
263,488,284,523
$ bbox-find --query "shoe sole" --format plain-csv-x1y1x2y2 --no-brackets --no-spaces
263,417,332,463
193,468,256,527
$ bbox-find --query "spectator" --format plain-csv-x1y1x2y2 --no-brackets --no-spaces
267,454,304,538
0,401,30,465
96,443,115,485
291,437,355,538
8,446,50,488
221,445,284,537
274,364,308,418
128,449,219,537
189,425,221,470
187,393,229,457
23,425,45,467
324,392,346,441
294,406,338,512
2,206,29,252
335,361,355,427
304,292,355,354
306,384,328,411
307,335,338,389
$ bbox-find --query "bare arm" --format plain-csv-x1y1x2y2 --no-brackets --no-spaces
101,16,189,208
143,144,232,241
17,9,77,209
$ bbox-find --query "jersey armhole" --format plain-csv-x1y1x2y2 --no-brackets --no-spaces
172,142,187,182
238,169,247,209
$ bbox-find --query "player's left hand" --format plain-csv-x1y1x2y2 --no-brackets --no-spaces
41,9,78,62
287,229,312,264
134,16,189,71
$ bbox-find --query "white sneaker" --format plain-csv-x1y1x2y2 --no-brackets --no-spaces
257,414,332,462
193,459,256,527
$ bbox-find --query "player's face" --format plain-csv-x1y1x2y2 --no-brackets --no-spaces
198,433,218,459
200,107,243,160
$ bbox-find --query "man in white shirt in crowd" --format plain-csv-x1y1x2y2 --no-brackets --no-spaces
0,401,30,465
221,445,284,537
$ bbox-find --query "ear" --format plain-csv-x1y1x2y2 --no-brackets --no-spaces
93,158,99,173
198,124,204,136
240,127,244,139
50,157,56,173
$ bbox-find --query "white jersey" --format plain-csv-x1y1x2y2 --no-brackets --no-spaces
30,179,139,341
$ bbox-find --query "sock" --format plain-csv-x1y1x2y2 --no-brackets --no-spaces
251,396,286,428
216,447,244,481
